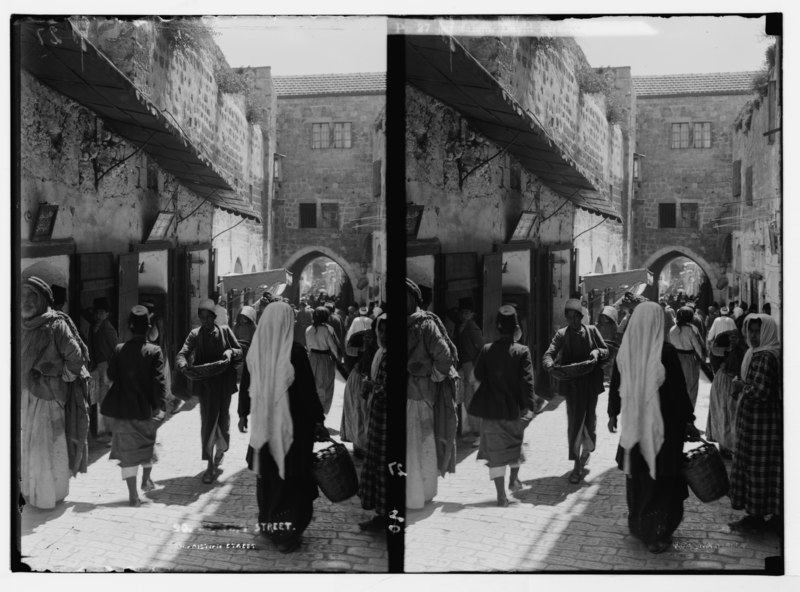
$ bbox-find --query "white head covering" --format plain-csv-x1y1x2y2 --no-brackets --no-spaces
600,305,619,325
740,314,781,381
707,315,737,344
245,301,295,479
616,302,666,480
733,306,744,320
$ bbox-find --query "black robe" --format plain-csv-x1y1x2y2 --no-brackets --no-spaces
238,343,324,544
608,342,695,544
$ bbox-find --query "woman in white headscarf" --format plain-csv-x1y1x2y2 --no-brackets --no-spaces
727,314,781,533
237,302,328,553
608,302,700,554
707,314,737,374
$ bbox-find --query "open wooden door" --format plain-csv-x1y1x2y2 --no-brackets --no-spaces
117,253,140,343
532,248,553,395
482,252,503,344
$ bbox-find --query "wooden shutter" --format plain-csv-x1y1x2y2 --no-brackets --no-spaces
482,253,503,344
116,253,139,343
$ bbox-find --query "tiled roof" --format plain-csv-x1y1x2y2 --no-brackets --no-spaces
273,72,385,97
633,72,759,97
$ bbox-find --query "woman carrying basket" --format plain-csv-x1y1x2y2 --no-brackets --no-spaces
608,302,700,554
238,301,329,553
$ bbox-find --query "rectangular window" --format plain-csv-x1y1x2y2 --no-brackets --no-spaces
633,157,641,181
671,123,690,149
299,203,317,228
372,160,382,197
659,203,677,228
732,160,742,197
311,123,330,149
333,122,352,148
680,203,699,228
320,203,339,228
745,166,753,206
693,122,711,148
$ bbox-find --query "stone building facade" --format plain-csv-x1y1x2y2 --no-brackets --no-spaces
630,72,758,307
406,31,628,369
271,73,386,307
17,17,267,374
730,42,782,325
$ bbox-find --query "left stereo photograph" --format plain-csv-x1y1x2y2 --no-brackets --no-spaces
13,15,389,573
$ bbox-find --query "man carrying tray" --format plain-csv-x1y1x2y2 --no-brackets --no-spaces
543,298,609,484
176,299,242,484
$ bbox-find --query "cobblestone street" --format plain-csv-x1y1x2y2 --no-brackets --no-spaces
405,376,782,572
18,375,388,573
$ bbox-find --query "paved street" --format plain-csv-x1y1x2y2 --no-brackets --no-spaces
18,374,388,573
405,375,782,572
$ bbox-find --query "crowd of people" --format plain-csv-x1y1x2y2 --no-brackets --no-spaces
19,271,390,553
404,277,782,554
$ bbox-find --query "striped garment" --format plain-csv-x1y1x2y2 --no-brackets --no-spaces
359,352,388,515
729,351,782,516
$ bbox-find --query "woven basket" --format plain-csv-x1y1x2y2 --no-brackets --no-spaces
311,441,358,503
550,359,597,381
682,438,729,502
182,358,231,381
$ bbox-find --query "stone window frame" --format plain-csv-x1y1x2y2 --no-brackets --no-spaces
692,122,712,149
732,160,742,197
658,203,677,228
299,203,317,228
311,123,331,150
744,166,754,206
670,122,712,149
320,203,340,229
679,202,700,229
333,122,352,149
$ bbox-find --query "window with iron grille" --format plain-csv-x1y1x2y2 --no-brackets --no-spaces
745,166,753,206
693,122,711,148
299,203,317,228
311,123,330,149
680,203,699,228
732,160,742,197
333,122,352,148
671,123,690,149
320,203,340,228
659,203,677,228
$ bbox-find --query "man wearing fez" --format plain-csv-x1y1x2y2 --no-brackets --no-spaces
468,305,536,506
543,298,608,484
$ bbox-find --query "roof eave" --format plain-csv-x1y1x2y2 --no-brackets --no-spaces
405,35,620,222
19,18,261,223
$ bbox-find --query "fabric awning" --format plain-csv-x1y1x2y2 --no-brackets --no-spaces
18,18,261,223
405,35,621,222
581,268,653,292
220,269,292,293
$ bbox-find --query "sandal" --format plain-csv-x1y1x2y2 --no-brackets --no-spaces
201,470,215,484
568,470,582,484
509,479,523,493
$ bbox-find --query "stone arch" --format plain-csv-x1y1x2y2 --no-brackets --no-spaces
282,246,359,305
642,245,720,308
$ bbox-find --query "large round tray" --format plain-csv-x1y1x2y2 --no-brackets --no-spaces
181,358,231,381
550,359,597,381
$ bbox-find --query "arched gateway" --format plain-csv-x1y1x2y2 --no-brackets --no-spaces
282,246,359,306
642,245,722,308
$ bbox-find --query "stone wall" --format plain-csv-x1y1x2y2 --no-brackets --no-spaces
631,91,754,294
460,36,628,198
407,85,570,256
20,71,213,251
272,91,384,295
731,53,781,323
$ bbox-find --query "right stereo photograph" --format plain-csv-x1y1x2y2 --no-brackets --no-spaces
401,14,783,574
